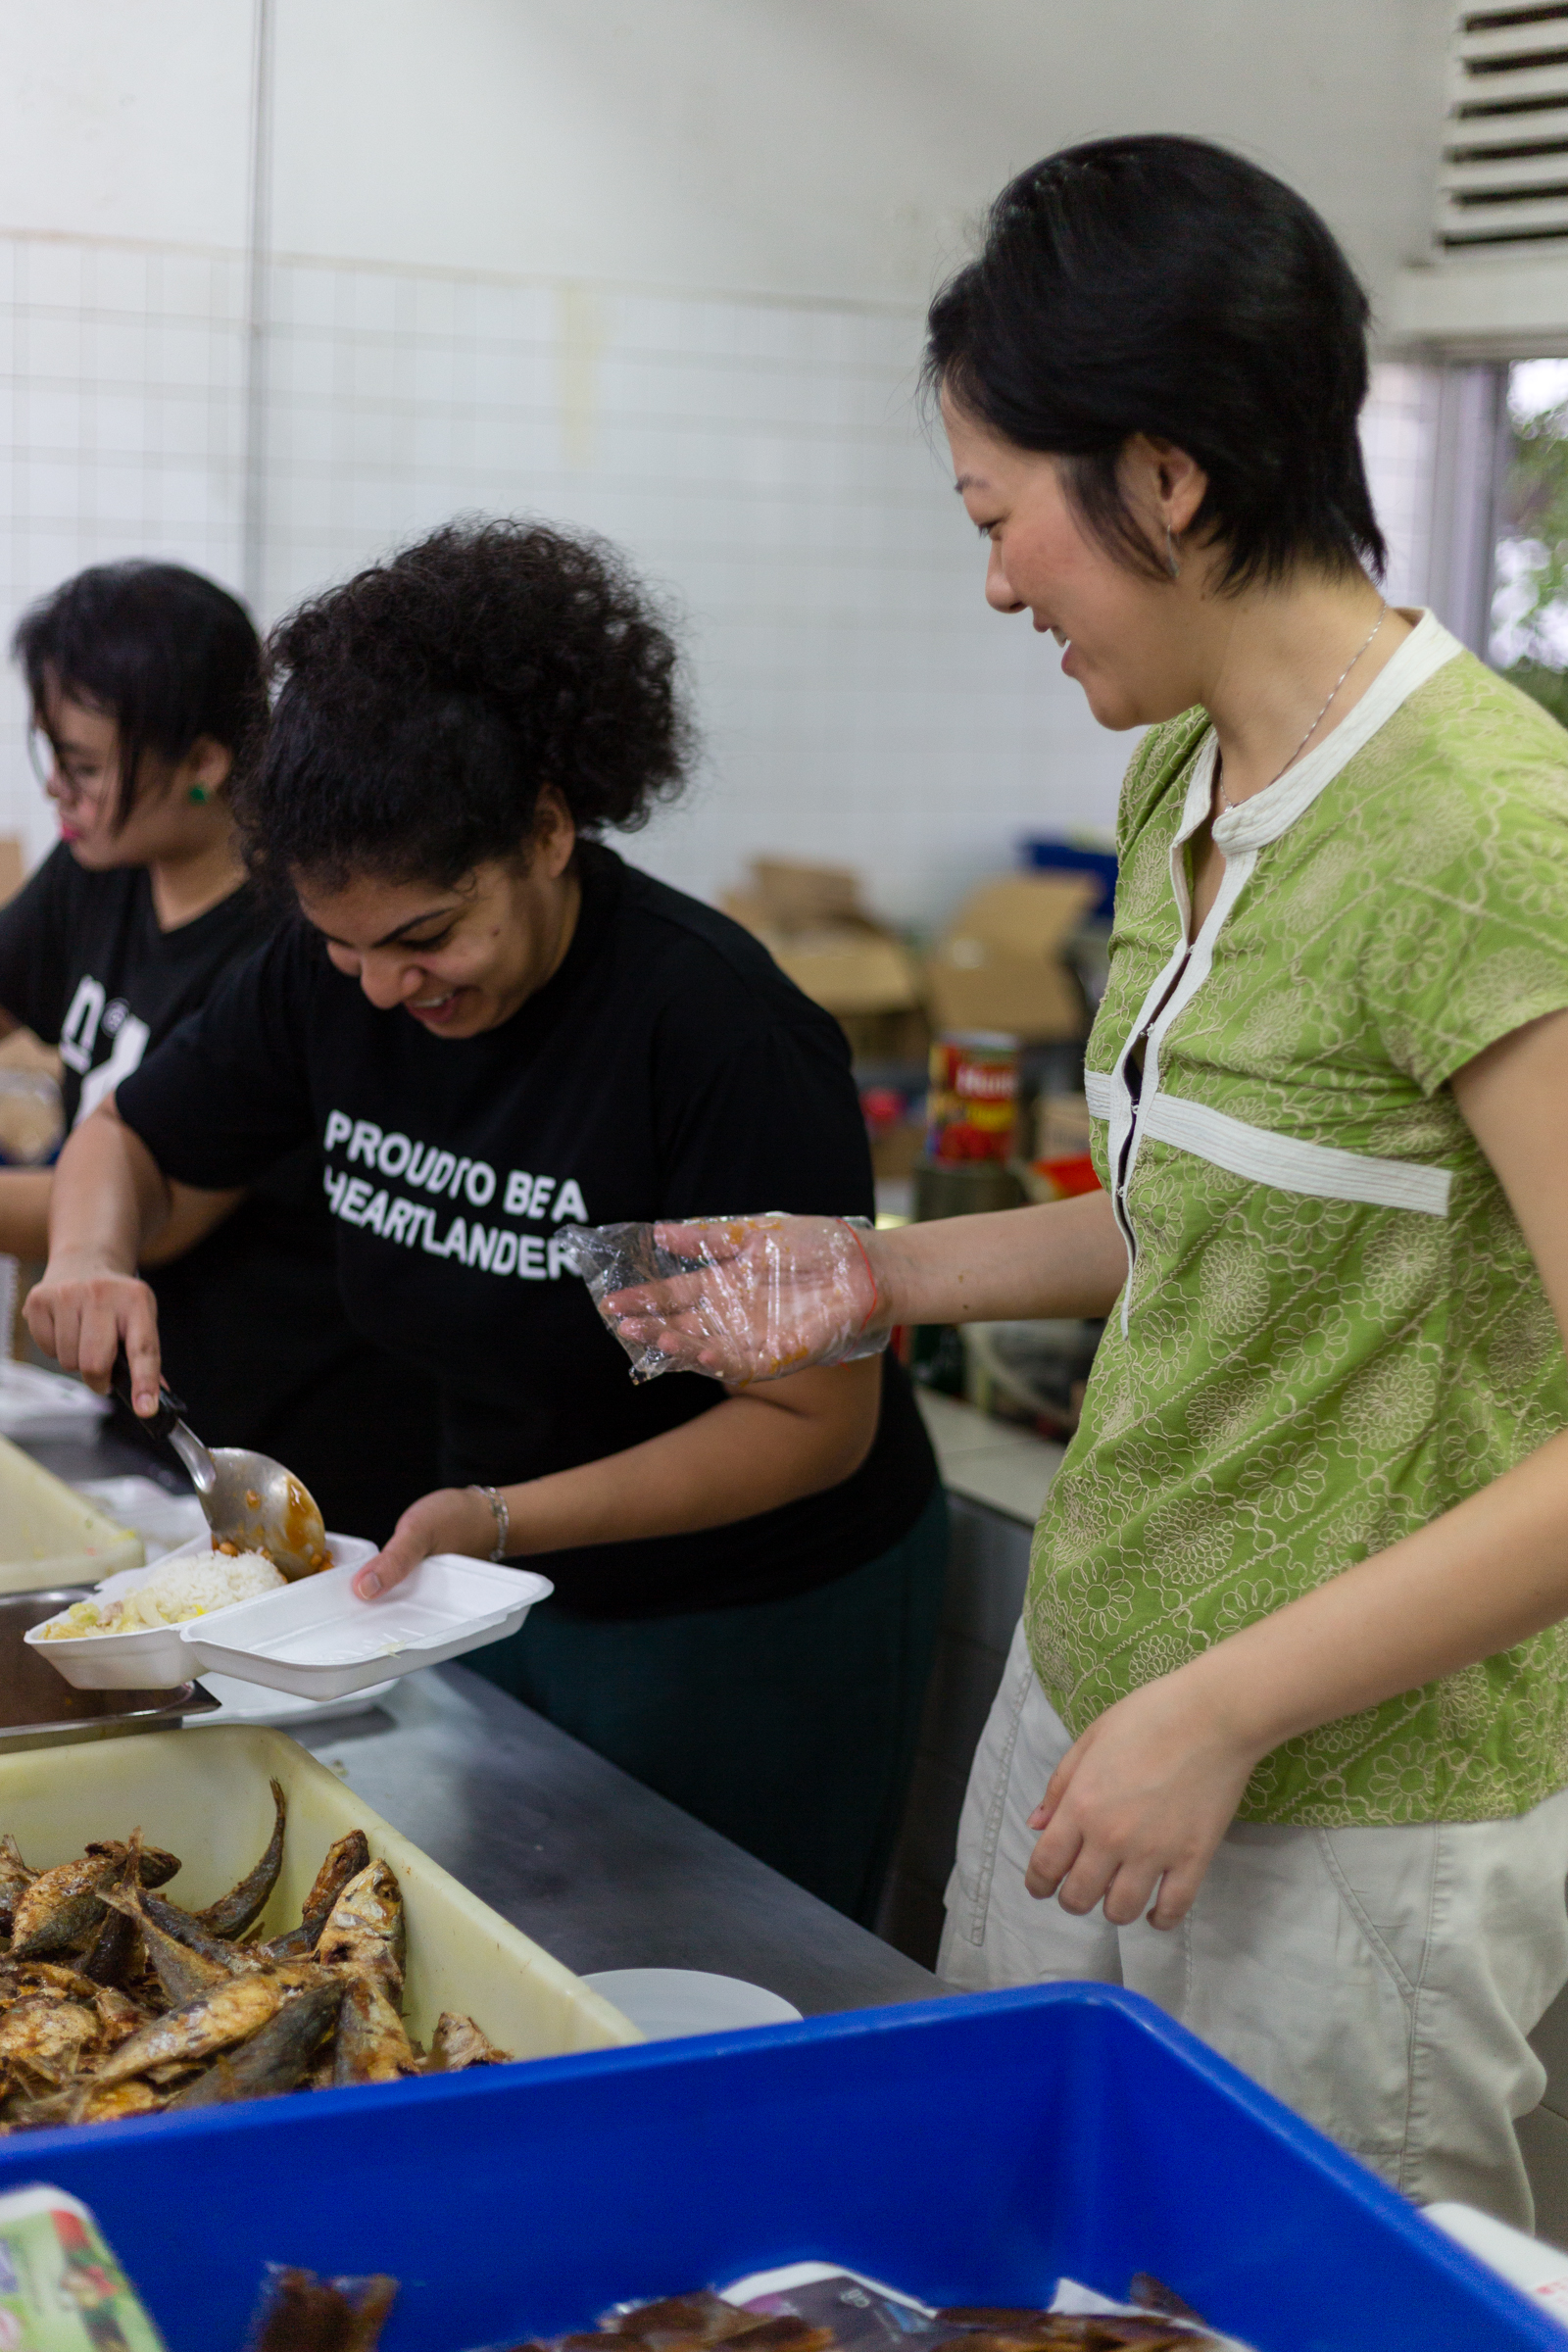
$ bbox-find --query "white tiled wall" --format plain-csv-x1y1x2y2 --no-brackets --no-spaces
0,229,1444,927
0,235,246,760
1358,360,1442,612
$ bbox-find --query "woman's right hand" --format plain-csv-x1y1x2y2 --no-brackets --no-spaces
603,1212,889,1386
24,1265,165,1415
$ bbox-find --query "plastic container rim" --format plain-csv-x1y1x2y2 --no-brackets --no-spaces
0,1977,1544,2313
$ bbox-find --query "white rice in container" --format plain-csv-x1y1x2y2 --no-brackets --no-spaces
41,1549,284,1639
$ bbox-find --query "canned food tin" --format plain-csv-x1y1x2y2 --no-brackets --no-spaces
926,1030,1019,1164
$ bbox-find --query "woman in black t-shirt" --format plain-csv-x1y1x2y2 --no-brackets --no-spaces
26,522,945,1924
0,561,439,1538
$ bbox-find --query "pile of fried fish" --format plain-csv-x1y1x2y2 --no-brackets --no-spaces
519,2293,1219,2352
0,1780,510,2129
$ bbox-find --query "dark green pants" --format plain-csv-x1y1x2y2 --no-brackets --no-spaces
467,1488,950,1925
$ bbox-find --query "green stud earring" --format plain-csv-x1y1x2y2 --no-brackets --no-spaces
188,784,210,805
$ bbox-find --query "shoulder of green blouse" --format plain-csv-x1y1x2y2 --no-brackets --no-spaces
1115,707,1210,861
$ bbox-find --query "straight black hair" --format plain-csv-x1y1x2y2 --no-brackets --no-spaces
924,134,1386,594
12,561,264,828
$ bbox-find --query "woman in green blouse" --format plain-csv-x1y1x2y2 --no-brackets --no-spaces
608,136,1568,2226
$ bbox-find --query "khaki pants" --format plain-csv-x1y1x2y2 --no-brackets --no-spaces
939,1621,1568,2229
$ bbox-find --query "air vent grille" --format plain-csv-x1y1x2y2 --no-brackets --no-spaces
1439,4,1568,247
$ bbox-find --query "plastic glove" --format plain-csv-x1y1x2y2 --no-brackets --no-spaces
560,1213,887,1386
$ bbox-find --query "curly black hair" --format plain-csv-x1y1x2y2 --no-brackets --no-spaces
233,517,695,889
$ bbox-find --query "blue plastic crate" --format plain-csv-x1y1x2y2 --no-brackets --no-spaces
1018,840,1118,918
0,1985,1555,2351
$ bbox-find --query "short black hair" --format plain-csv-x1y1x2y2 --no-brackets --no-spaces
924,134,1386,593
12,561,263,827
236,516,694,893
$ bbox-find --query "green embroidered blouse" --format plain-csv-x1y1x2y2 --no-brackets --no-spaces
1025,612,1568,1824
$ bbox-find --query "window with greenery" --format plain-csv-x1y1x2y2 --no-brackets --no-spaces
1494,360,1568,729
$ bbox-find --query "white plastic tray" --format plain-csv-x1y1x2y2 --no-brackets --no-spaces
69,1476,210,1562
181,1554,550,1700
24,1530,378,1690
0,1361,109,1442
0,1434,144,1592
0,1727,640,2060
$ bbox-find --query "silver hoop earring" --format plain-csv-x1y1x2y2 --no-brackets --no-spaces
1165,522,1181,581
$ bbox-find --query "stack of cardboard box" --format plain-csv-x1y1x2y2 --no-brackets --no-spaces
723,857,1102,1185
721,859,926,1066
725,858,1098,1051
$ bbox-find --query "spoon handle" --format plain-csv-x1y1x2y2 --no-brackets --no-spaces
108,1345,189,1442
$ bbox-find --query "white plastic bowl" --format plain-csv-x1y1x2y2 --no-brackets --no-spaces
579,1969,803,2040
180,1553,551,1700
24,1530,377,1690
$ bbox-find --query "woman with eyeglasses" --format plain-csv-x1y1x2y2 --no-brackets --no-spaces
0,560,438,1537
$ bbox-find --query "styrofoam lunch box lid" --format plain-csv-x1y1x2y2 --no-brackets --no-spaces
180,1553,551,1701
24,1530,378,1691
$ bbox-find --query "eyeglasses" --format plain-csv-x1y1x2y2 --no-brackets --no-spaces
26,723,103,804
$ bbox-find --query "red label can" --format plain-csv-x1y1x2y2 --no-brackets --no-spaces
926,1031,1019,1163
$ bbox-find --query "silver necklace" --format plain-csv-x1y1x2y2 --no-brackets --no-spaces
1215,601,1388,812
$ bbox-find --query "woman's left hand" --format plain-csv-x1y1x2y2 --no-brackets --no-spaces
1025,1672,1263,1930
354,1487,500,1599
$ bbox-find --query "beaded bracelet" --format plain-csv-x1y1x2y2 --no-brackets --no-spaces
468,1483,510,1562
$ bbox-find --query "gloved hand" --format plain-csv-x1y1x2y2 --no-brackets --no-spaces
561,1212,889,1386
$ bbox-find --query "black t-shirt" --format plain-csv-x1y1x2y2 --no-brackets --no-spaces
0,847,440,1534
116,845,937,1616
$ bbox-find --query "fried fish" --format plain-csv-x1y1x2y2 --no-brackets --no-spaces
94,1971,281,2089
332,1970,417,2085
318,1861,405,1988
197,1779,286,1939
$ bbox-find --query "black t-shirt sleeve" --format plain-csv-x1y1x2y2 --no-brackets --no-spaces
115,924,318,1188
651,980,873,1220
0,848,73,1040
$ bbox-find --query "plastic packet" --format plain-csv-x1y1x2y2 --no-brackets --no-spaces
0,2183,168,2350
558,1214,886,1387
245,2264,398,2352
716,2264,1245,2351
497,2264,1252,2352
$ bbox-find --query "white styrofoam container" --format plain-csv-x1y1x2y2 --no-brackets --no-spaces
181,1553,551,1700
0,1725,641,2061
1425,2204,1568,2329
188,1672,400,1728
24,1530,378,1690
0,1434,144,1591
0,1361,109,1443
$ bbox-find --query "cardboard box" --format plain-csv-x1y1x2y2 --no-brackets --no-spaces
0,1030,60,1081
839,1005,930,1066
723,858,922,1020
925,873,1097,1042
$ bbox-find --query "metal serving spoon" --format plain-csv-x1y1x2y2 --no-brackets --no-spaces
110,1348,330,1582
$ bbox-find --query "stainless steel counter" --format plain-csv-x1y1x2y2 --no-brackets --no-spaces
294,1664,941,2015
914,1390,1063,1526
14,1421,942,2018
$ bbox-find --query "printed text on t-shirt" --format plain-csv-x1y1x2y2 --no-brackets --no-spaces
321,1110,587,1280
